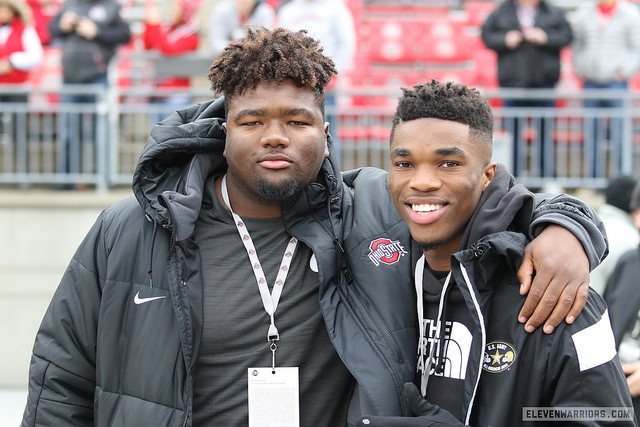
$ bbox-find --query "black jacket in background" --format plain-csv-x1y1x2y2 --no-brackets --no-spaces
481,0,572,88
604,246,640,423
49,0,131,83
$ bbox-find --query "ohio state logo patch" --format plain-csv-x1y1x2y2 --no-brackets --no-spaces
483,341,517,373
368,238,408,266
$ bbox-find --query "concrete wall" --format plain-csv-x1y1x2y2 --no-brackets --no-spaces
0,189,132,388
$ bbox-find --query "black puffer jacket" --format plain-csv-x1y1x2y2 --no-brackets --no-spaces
21,98,608,426
421,169,634,426
481,0,572,88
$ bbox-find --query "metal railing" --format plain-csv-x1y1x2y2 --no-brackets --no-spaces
1,54,639,190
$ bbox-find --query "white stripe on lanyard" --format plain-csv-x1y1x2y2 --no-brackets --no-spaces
221,175,298,343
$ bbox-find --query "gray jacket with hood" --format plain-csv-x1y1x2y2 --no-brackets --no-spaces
21,98,608,426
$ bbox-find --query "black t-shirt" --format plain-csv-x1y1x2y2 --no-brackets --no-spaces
415,259,475,422
192,176,353,426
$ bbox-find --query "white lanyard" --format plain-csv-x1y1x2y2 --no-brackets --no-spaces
221,175,298,367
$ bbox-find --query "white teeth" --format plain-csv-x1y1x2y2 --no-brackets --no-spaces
412,203,442,213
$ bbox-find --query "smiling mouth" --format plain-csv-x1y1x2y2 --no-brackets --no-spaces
411,203,443,213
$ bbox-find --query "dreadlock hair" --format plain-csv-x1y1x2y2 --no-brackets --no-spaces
207,26,337,117
391,80,494,147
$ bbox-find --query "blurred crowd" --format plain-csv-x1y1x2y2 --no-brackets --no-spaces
0,0,357,101
2,0,640,183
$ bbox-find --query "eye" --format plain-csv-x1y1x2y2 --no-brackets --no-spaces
241,121,260,126
394,161,413,168
289,120,310,126
441,161,460,168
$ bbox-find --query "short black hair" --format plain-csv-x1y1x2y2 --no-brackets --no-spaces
207,27,337,117
391,80,494,145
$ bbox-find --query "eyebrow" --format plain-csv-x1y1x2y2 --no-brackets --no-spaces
232,109,266,121
391,148,411,157
390,146,467,157
232,107,317,122
434,147,467,157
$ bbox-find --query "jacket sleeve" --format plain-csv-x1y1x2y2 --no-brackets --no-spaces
47,6,68,40
529,193,608,271
545,293,636,426
543,8,572,50
480,10,510,53
620,6,640,79
21,211,109,426
143,23,199,55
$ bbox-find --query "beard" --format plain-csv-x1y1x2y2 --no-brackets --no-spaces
256,176,300,201
415,239,446,252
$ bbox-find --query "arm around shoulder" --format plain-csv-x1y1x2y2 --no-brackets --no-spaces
530,193,608,271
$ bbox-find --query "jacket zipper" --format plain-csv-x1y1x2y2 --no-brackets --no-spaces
334,269,409,415
156,199,193,426
457,262,486,425
349,277,404,363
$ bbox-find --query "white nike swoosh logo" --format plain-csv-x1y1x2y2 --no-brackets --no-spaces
133,292,166,305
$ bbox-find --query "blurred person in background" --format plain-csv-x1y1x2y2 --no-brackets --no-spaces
0,0,43,148
48,0,130,185
481,0,572,178
277,0,356,170
590,175,639,295
571,0,640,177
143,0,202,125
603,182,640,424
208,0,275,57
0,0,43,103
25,0,61,45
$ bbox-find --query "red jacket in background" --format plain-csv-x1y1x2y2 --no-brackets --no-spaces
0,18,30,83
143,21,199,89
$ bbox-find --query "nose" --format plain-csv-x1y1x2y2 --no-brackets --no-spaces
409,165,441,192
261,120,289,148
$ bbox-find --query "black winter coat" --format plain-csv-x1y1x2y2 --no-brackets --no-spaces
481,0,572,88
447,167,633,425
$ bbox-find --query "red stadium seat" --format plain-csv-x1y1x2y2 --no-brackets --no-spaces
464,1,497,28
361,18,424,63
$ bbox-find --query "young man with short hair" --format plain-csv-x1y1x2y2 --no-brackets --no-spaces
361,80,635,426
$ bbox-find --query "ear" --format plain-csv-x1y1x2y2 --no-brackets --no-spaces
222,122,228,158
482,162,497,190
324,122,330,158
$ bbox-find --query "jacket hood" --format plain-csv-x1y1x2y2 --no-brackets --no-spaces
459,163,534,251
132,96,342,241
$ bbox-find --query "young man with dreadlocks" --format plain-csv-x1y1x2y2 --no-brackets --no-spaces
22,28,608,426
359,81,635,426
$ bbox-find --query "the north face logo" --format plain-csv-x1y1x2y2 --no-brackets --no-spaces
368,238,408,266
